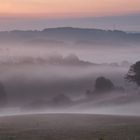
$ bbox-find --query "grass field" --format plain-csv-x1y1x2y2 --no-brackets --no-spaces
0,114,140,140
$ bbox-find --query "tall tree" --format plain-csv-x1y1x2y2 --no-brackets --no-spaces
125,61,140,86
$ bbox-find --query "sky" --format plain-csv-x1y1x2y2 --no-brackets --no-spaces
0,0,140,31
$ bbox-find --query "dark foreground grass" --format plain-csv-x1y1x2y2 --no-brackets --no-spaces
0,114,140,140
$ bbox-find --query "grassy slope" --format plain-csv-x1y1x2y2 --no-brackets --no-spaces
0,114,140,140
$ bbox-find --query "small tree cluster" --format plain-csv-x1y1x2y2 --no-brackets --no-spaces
94,77,115,93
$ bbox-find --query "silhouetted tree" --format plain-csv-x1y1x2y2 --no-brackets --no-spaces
0,82,7,107
125,61,140,86
94,77,114,93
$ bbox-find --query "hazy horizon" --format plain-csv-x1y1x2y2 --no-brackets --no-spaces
0,0,140,32
0,14,140,32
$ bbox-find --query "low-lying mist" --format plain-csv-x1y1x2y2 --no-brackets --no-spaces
0,52,138,117
0,27,139,116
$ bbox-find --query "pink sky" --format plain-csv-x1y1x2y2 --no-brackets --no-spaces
0,0,140,18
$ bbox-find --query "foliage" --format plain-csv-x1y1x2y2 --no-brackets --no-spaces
125,61,140,86
94,77,115,93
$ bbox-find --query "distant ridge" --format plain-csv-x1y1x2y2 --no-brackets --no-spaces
0,27,140,46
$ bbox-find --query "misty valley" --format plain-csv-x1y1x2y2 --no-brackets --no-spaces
0,28,140,140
